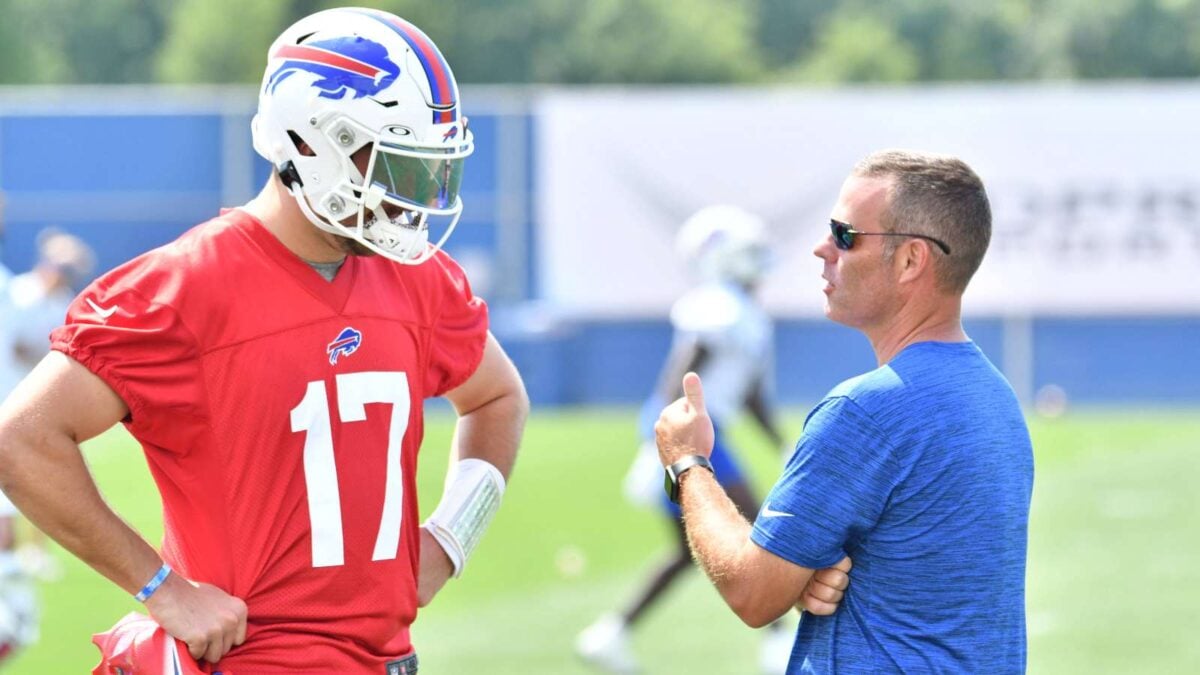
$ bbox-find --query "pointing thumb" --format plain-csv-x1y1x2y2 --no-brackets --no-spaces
682,372,706,414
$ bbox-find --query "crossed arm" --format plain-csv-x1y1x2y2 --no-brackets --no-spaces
676,468,850,626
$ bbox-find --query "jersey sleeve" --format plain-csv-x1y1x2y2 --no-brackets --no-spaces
751,396,899,569
49,274,203,452
423,253,489,397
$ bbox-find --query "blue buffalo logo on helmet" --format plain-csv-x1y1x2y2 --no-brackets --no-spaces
266,37,400,100
326,327,364,365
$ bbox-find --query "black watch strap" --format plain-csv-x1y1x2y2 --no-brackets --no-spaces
664,455,715,504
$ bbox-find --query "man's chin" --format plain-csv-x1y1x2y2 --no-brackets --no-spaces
337,236,376,257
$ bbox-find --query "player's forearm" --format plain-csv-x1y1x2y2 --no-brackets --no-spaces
0,426,163,595
678,470,789,627
421,385,525,583
678,471,753,596
450,383,528,478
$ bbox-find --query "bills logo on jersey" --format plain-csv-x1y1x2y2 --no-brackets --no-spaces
267,37,400,100
327,327,364,365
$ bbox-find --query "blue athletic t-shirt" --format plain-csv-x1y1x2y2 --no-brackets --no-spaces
751,341,1033,674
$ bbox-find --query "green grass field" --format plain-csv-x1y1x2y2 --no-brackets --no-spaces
6,407,1199,673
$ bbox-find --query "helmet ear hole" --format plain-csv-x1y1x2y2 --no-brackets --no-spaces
287,130,316,157
277,161,303,189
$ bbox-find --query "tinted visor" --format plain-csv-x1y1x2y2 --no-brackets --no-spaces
369,149,464,211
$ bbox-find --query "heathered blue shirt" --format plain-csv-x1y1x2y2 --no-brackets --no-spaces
751,341,1033,674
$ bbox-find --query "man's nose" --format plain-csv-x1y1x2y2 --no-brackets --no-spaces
813,233,837,260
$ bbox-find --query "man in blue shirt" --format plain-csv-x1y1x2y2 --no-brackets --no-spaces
655,150,1034,673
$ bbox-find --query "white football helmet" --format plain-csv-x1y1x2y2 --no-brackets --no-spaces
675,205,771,285
252,7,473,264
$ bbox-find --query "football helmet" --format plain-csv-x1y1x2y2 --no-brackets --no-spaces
675,205,771,285
252,7,473,264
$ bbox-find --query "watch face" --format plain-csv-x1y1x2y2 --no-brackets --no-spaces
664,468,678,504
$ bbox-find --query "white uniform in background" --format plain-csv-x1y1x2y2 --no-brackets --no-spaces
0,265,38,656
0,266,20,512
589,205,792,675
6,271,74,368
669,280,773,424
0,266,20,403
623,280,775,507
0,269,76,521
0,230,93,658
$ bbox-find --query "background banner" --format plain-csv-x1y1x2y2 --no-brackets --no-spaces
536,84,1200,317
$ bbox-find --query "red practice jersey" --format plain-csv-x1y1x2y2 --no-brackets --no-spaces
51,210,488,673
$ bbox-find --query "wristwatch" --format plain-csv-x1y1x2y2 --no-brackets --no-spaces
664,455,715,504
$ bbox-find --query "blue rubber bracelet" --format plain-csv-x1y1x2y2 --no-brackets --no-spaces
134,563,172,603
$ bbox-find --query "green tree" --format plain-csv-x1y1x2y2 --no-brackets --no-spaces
357,0,761,84
785,11,919,82
0,0,171,83
886,0,1022,80
0,1,35,84
6,0,1200,86
156,0,294,83
1065,0,1200,78
754,0,841,69
540,0,761,83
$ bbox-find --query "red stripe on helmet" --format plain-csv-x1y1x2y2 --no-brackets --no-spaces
380,16,456,114
274,44,383,78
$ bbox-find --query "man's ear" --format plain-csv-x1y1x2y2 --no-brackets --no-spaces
895,239,933,286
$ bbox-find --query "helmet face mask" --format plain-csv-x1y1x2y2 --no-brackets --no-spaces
252,8,473,264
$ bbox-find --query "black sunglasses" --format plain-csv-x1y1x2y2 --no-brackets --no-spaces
830,219,951,255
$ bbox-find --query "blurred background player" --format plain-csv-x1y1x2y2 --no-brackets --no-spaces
2,228,96,582
0,228,95,658
0,196,39,665
6,229,97,379
576,205,793,674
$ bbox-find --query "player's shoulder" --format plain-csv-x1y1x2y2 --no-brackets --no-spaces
365,247,475,302
69,211,255,336
90,211,251,302
817,365,908,429
819,349,962,437
831,365,902,397
417,248,472,289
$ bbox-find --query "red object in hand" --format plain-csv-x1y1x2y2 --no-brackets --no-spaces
92,612,226,675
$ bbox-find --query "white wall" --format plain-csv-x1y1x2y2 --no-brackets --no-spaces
536,83,1200,318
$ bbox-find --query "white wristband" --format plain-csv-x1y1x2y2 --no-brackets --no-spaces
422,458,506,577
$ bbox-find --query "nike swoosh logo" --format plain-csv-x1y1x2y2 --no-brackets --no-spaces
761,503,794,518
85,297,118,319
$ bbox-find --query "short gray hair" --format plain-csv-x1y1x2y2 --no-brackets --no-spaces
852,149,991,293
